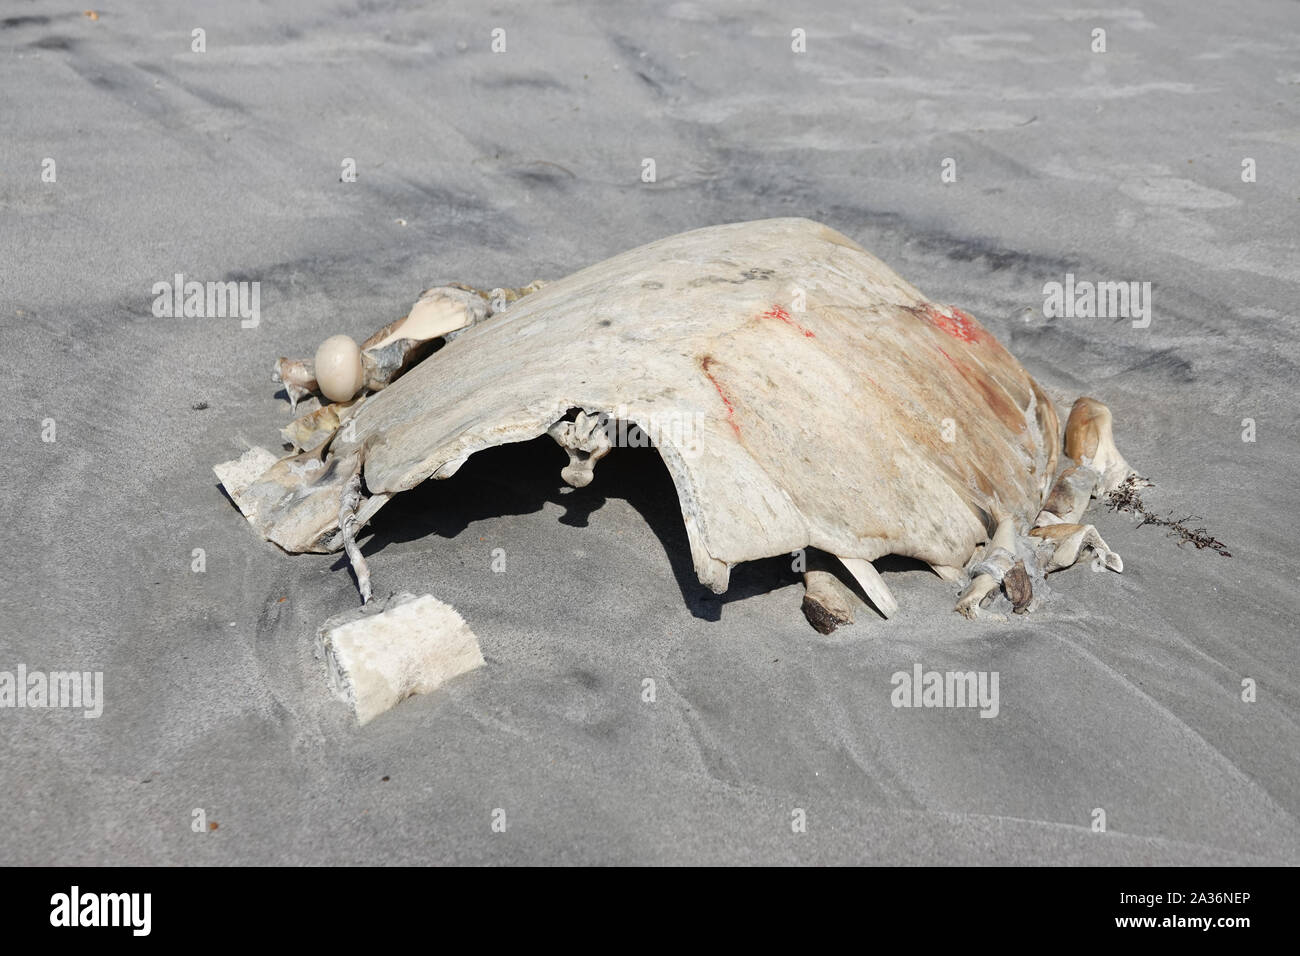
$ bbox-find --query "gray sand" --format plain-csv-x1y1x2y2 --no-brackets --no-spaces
1,0,1297,864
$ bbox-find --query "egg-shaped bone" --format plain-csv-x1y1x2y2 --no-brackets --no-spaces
314,335,365,403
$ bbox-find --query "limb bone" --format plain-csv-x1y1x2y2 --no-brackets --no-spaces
956,516,1016,618
1063,397,1133,495
339,471,373,604
1030,522,1123,573
801,569,863,634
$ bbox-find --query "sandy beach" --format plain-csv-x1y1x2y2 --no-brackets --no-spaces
1,0,1297,864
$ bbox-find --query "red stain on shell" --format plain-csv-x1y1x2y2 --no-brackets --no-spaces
919,304,986,344
937,344,1025,433
934,344,963,373
700,355,741,435
761,305,815,338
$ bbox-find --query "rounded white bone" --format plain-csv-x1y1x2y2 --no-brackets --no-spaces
315,334,365,403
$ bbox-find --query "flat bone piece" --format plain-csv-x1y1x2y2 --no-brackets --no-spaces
213,446,282,515
316,592,485,726
358,287,493,392
366,290,476,351
281,398,361,452
837,556,898,619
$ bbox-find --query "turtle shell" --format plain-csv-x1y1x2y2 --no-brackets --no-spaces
331,217,1059,591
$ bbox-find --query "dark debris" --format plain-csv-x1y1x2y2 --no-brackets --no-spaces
1106,475,1232,558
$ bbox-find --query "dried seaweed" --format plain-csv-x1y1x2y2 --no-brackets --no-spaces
1105,475,1232,557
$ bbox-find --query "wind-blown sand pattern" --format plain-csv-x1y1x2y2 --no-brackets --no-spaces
1,0,1296,865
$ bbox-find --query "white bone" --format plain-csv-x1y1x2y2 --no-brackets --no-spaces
930,564,965,583
1031,523,1123,573
368,292,475,350
837,556,898,619
315,335,365,403
1064,397,1134,494
955,517,1017,618
316,593,484,725
547,411,613,488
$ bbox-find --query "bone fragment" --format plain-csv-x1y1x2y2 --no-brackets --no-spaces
837,556,898,619
272,357,317,412
315,335,365,403
338,471,372,604
548,411,614,487
1035,461,1101,527
801,569,866,634
1063,397,1133,495
1031,523,1123,573
316,592,485,726
956,518,1017,618
366,290,478,351
281,398,361,453
930,564,965,583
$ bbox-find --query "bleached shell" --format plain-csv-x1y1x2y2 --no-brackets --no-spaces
330,218,1060,592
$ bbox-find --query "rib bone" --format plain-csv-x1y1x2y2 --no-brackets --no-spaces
837,556,898,619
